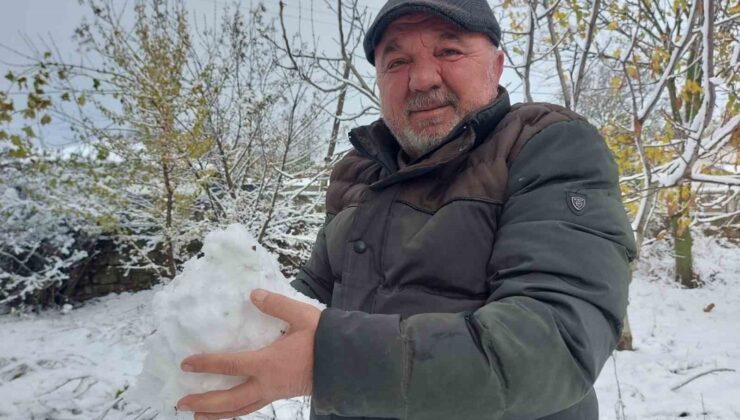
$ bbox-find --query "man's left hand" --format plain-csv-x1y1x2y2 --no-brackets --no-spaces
176,289,322,420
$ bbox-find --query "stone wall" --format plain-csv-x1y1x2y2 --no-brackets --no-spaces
63,238,161,303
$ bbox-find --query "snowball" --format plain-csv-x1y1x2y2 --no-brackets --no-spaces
128,224,324,419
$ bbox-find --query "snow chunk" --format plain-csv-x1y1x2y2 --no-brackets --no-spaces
128,224,324,419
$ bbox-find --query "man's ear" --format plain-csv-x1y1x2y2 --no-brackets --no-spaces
491,47,505,86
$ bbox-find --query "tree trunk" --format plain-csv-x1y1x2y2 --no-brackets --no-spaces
670,33,702,289
672,182,696,288
160,150,177,279
617,261,636,351
617,312,634,351
326,62,350,165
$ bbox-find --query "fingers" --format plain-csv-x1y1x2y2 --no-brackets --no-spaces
181,350,261,377
193,398,270,420
250,289,314,327
177,380,260,414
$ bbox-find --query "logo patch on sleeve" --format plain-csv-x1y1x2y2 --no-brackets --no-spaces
566,191,587,215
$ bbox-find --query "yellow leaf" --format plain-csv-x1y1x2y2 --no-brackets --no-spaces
626,65,638,79
684,79,702,94
673,0,686,12
611,76,622,91
608,21,618,30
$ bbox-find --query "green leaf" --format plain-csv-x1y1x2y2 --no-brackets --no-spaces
4,71,15,82
9,148,28,158
114,385,129,399
40,114,52,125
0,100,13,113
61,92,71,102
77,94,87,106
22,108,36,119
22,126,35,138
93,78,101,90
10,134,23,147
96,146,109,161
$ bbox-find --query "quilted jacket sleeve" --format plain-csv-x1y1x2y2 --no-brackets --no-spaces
290,214,335,306
311,119,636,419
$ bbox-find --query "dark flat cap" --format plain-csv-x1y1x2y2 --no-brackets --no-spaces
363,0,502,65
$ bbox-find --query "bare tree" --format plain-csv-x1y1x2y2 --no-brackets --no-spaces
276,0,378,166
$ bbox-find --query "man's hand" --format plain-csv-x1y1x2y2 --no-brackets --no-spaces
176,289,322,420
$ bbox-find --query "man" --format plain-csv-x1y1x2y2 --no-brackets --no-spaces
175,1,637,419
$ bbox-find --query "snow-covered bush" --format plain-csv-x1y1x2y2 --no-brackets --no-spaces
1,2,333,308
0,160,88,308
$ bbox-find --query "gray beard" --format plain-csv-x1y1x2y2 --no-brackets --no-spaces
390,89,461,160
398,120,456,160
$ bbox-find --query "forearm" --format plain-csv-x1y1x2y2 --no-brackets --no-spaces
311,283,622,420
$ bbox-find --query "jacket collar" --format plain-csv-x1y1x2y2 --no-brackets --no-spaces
348,86,511,189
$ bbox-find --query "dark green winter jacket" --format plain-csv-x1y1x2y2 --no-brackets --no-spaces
291,86,636,420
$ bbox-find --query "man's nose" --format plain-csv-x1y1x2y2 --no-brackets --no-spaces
408,58,442,93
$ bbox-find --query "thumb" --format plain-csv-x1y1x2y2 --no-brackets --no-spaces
250,288,310,327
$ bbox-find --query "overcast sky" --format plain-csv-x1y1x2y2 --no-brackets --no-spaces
1,0,531,150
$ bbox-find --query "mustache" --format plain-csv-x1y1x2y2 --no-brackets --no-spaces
405,89,459,115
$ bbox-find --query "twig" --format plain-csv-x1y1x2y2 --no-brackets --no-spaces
130,407,152,420
74,377,98,397
36,375,88,396
612,354,627,420
670,368,736,391
96,397,123,420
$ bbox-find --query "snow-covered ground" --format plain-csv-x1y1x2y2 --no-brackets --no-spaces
0,288,311,419
595,232,740,420
1,231,738,419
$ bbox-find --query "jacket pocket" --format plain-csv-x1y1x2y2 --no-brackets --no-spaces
382,200,497,298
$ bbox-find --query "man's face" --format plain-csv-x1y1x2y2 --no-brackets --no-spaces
375,12,504,159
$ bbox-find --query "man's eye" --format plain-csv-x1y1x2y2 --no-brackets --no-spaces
387,60,406,69
439,49,461,57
